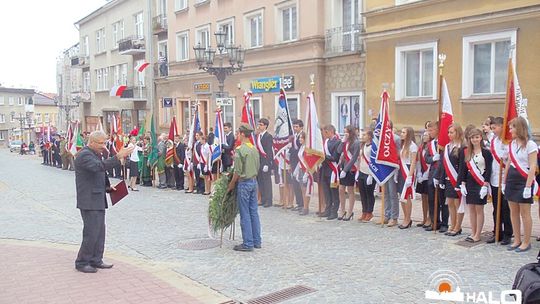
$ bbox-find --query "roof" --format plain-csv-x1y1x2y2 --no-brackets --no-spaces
0,87,35,95
74,0,127,26
33,92,56,106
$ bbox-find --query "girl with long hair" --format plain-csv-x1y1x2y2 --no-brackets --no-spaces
357,130,376,222
397,127,417,229
440,124,465,236
296,131,313,215
415,131,431,228
338,125,361,221
503,117,538,252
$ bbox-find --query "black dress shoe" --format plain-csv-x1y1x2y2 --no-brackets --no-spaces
486,237,496,244
500,238,511,246
318,212,329,218
233,244,253,252
438,226,448,233
91,262,113,269
327,214,338,220
76,265,98,273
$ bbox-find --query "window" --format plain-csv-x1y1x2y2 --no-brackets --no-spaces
0,96,4,105
82,36,89,56
278,5,297,42
196,25,210,49
462,30,516,98
134,60,145,86
112,22,119,45
135,12,144,39
121,64,127,85
274,93,300,122
96,69,102,90
96,68,108,91
250,97,262,122
96,28,106,53
17,97,23,105
331,92,363,134
218,19,234,49
175,0,187,11
221,98,235,129
8,97,14,105
35,113,42,123
83,71,90,92
103,67,109,90
44,113,50,123
176,31,189,61
113,65,120,85
342,0,360,52
395,41,437,100
26,97,33,105
112,21,123,46
0,131,5,140
245,11,263,48
0,114,5,123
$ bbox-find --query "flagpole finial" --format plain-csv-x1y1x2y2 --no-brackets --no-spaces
438,53,446,75
309,74,315,90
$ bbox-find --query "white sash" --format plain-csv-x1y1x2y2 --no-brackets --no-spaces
399,160,415,201
509,142,540,197
466,155,485,187
442,144,458,187
343,142,358,172
256,133,267,157
324,138,339,188
298,145,313,196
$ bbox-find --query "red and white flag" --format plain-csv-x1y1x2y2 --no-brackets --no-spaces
240,91,256,145
110,85,127,97
502,58,526,144
134,61,150,72
302,92,324,173
438,78,453,149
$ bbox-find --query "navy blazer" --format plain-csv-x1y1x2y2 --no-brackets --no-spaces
222,132,235,167
75,146,120,210
258,131,274,168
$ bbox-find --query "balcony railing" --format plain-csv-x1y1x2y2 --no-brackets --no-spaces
121,86,147,100
118,36,146,55
152,14,168,34
325,24,364,56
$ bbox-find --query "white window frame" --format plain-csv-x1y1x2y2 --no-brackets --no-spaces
82,36,89,56
276,2,298,43
274,93,300,122
331,92,364,134
196,24,211,49
113,65,120,86
35,113,42,123
17,97,23,105
96,69,103,91
134,60,145,86
135,12,144,39
103,67,109,90
121,64,128,85
217,18,235,51
250,96,263,122
112,22,119,46
462,30,517,98
395,41,438,101
44,113,50,123
83,71,90,92
96,28,106,53
8,97,14,105
244,9,264,49
0,114,5,123
174,0,188,12
221,98,236,130
0,96,4,105
176,30,189,61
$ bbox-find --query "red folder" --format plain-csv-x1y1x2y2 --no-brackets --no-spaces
110,180,128,206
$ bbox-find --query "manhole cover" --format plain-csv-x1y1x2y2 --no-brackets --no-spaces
246,285,316,304
455,231,491,248
178,238,221,250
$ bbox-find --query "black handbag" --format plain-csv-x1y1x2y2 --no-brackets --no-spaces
512,250,540,303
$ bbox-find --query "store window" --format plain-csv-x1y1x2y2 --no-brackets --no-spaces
332,93,363,134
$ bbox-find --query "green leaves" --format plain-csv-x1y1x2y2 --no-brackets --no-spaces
208,174,238,234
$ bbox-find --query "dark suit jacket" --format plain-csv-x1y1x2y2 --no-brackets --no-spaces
222,132,235,167
175,142,186,165
258,131,274,169
321,137,341,177
75,146,120,210
289,133,301,171
456,147,493,186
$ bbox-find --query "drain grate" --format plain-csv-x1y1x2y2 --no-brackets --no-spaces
178,238,221,250
455,231,491,248
246,285,316,304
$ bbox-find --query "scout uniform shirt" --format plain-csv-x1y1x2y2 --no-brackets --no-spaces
234,142,260,179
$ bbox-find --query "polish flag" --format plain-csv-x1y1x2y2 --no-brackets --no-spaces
438,78,453,149
134,61,150,72
302,92,325,173
110,85,127,97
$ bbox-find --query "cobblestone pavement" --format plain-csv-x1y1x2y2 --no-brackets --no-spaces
1,149,539,303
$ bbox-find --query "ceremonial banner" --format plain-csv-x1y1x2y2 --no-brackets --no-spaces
302,92,324,173
438,78,454,149
211,109,225,164
273,88,293,159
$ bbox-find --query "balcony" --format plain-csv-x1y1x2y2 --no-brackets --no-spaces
71,55,89,68
152,14,167,34
118,36,146,55
325,24,364,56
120,86,147,101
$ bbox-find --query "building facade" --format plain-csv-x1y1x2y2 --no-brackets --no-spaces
74,0,153,133
154,0,364,134
0,87,35,147
364,0,540,135
56,43,82,133
33,92,59,143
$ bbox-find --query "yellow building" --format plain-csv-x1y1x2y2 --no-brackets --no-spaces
33,93,60,142
364,0,540,136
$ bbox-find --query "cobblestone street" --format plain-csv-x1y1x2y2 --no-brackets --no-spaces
1,149,538,303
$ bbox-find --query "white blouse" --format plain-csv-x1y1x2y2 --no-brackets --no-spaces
360,144,371,174
400,142,418,165
128,143,142,162
510,140,538,170
472,152,485,175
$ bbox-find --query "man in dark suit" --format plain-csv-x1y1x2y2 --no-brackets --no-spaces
74,131,133,273
320,124,341,220
222,122,235,172
256,118,274,207
289,119,304,211
173,135,185,191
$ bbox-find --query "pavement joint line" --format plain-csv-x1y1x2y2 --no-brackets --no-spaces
0,238,232,304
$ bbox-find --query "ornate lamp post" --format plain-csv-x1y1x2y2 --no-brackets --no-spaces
193,29,245,97
55,96,80,130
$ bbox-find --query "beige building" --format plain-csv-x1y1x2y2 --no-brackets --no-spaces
33,92,60,143
74,0,153,133
154,0,364,134
56,43,82,132
0,87,35,147
364,0,540,135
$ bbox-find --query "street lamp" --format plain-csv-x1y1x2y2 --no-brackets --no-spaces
11,111,27,154
193,29,246,97
55,96,81,130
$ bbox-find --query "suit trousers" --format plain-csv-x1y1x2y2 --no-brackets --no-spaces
427,182,449,228
358,172,376,213
291,178,304,208
384,176,400,220
322,176,339,216
75,209,106,268
257,170,273,206
173,165,185,190
165,166,175,187
194,166,205,193
491,186,513,239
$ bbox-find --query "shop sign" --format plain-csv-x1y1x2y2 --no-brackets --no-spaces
282,75,294,91
193,82,212,94
251,77,280,93
216,97,234,106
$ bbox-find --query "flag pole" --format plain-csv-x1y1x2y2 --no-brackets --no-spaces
433,53,446,233
380,184,385,226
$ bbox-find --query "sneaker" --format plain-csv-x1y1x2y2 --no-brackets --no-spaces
233,244,253,252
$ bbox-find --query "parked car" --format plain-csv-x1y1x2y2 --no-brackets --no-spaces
9,140,22,153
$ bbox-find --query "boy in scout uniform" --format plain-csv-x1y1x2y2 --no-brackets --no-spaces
227,124,262,252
